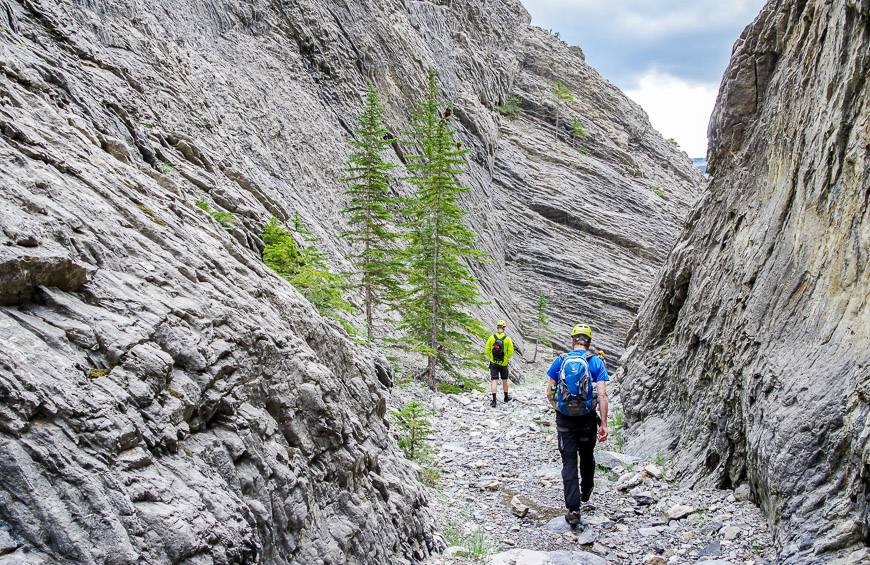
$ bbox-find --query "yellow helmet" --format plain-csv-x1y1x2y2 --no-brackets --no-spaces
496,319,507,328
571,324,593,339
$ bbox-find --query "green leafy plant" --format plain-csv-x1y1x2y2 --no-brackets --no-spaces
261,215,355,328
436,382,462,394
571,117,588,140
157,160,174,175
398,69,488,388
552,80,575,141
391,400,435,461
609,407,626,452
341,84,401,341
87,368,109,379
495,96,522,119
462,529,492,560
651,185,666,199
196,199,237,229
654,451,665,467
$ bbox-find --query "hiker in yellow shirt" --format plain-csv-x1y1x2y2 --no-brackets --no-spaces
485,320,514,407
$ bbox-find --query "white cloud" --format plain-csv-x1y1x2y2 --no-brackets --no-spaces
625,71,718,157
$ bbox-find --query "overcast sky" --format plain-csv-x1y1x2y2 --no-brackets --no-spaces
522,0,766,157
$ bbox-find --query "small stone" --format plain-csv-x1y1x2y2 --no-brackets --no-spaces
544,515,573,532
665,504,697,521
638,527,661,537
699,540,722,557
596,450,640,469
630,487,656,505
576,528,598,545
510,495,529,518
722,525,741,540
643,463,664,479
643,554,667,565
615,472,644,491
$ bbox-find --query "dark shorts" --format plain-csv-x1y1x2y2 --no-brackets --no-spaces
489,363,509,380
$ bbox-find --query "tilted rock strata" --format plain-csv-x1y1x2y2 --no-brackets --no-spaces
621,0,869,562
0,0,699,561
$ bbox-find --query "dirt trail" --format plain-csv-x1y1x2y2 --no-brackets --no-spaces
395,379,777,565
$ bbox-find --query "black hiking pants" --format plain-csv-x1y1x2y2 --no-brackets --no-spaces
556,412,598,511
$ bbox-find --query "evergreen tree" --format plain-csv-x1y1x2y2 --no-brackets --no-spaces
529,292,554,363
399,70,487,388
341,84,400,341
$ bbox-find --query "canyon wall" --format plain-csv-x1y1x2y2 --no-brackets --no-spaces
0,0,699,562
621,0,869,562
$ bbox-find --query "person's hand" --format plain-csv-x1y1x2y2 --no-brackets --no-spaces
597,425,609,442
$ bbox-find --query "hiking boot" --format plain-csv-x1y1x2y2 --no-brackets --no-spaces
564,510,582,528
581,489,592,503
490,397,497,408
503,393,512,403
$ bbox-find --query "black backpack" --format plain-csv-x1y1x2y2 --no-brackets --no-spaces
492,335,506,362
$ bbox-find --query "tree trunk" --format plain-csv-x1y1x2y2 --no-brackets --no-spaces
365,283,373,341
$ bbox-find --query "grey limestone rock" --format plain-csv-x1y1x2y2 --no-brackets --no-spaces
0,0,702,562
621,0,869,563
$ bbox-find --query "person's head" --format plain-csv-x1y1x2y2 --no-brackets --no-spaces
571,324,593,349
496,319,507,333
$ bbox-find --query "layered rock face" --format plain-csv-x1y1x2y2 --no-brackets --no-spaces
621,0,869,562
0,0,699,562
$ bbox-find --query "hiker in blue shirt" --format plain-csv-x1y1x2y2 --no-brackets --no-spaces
546,324,610,527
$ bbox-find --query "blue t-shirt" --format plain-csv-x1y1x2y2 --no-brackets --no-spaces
547,350,610,384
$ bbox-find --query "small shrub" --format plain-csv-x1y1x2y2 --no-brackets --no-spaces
571,118,588,139
157,161,174,175
420,464,441,488
436,382,462,395
391,400,434,461
457,374,485,392
552,80,574,104
143,122,154,129
462,529,492,559
196,199,237,229
609,408,626,452
651,185,666,199
87,368,109,379
495,96,522,119
654,451,665,467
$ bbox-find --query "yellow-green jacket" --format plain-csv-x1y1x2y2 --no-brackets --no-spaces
485,333,514,366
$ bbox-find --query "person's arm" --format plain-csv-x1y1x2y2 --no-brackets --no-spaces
506,337,514,362
484,335,494,363
547,379,556,410
597,381,609,441
545,356,561,409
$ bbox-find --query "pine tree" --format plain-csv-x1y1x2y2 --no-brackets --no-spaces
529,292,554,363
399,70,487,389
341,84,400,341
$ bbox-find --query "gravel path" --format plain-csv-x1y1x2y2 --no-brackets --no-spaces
395,379,778,565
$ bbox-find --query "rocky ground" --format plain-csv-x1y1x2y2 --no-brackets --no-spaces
394,378,777,565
